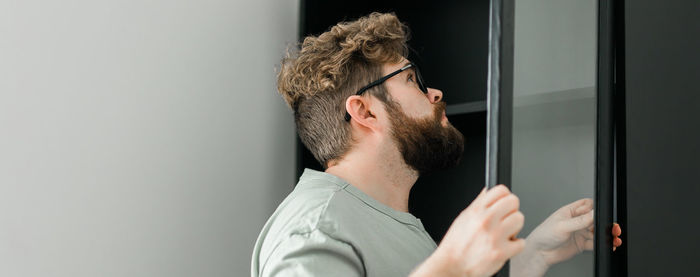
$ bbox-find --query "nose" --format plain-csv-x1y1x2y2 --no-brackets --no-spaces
427,87,443,103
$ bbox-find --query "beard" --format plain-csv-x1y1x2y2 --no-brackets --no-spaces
385,101,465,176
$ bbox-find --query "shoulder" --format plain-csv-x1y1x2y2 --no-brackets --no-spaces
273,176,366,235
255,175,352,250
253,177,368,276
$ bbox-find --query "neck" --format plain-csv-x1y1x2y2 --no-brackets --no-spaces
325,142,418,213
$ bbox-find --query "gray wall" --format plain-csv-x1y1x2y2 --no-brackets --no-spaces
0,0,299,276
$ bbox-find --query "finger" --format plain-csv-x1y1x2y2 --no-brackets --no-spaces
558,198,588,211
469,186,491,207
482,185,511,208
460,187,491,218
561,209,594,233
573,198,594,216
614,237,622,248
472,186,488,205
488,194,520,221
559,198,593,217
612,223,621,237
501,211,525,239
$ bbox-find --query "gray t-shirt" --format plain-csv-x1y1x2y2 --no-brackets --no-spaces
251,168,437,277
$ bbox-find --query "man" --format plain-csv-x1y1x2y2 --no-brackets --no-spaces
252,12,620,277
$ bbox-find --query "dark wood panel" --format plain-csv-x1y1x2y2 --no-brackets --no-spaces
624,0,700,275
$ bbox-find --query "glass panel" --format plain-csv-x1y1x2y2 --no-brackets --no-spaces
509,0,597,276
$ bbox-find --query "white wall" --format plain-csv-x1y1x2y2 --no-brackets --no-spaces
0,0,298,276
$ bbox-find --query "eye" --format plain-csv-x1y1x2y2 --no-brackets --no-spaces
407,73,415,83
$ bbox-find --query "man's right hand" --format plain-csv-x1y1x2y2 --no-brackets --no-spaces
411,185,525,277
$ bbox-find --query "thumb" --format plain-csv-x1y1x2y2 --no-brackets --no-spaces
561,209,594,233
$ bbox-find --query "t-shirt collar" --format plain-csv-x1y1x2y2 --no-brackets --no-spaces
299,168,426,228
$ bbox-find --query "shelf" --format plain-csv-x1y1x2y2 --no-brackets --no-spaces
512,86,596,130
514,86,594,107
446,101,487,116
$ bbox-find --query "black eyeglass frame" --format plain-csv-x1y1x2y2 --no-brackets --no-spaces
344,63,427,121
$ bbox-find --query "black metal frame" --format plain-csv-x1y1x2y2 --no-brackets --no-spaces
611,0,627,272
596,0,621,275
485,0,514,191
486,0,514,275
601,0,628,274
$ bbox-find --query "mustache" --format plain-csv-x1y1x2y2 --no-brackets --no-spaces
433,102,447,119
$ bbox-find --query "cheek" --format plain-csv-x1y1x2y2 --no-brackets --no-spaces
416,101,435,119
386,82,432,118
401,97,432,118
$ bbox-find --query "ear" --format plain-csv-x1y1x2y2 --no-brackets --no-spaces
346,95,381,131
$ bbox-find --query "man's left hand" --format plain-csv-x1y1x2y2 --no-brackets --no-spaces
510,198,594,277
530,198,596,265
511,198,625,277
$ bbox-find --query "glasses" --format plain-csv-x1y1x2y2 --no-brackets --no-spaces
344,63,427,122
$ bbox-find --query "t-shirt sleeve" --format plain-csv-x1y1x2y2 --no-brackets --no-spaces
259,228,365,277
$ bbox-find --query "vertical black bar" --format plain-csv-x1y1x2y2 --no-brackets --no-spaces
298,0,307,40
296,0,308,180
487,0,514,275
295,137,304,180
485,0,502,190
611,0,627,274
595,0,615,275
485,0,514,191
497,0,514,191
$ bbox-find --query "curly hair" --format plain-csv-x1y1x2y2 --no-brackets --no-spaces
277,12,410,168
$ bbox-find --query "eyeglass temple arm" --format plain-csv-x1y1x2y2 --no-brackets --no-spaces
344,64,414,121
